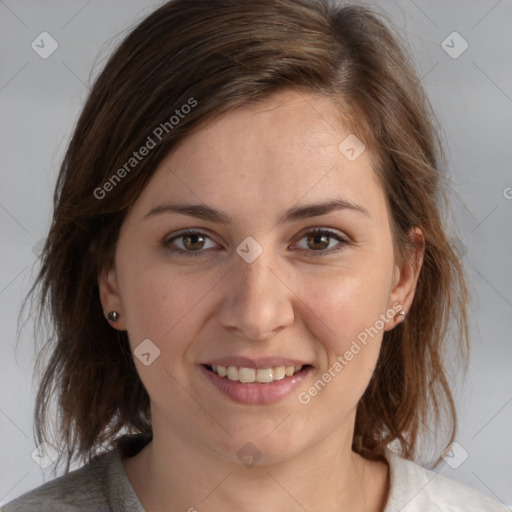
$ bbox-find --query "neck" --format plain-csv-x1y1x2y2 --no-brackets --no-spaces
123,410,389,512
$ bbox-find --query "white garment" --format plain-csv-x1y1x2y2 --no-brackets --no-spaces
383,448,509,511
2,435,508,511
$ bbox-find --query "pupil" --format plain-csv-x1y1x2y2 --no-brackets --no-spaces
309,234,328,250
185,234,204,250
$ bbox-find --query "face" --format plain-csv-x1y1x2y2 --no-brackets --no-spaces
99,90,421,464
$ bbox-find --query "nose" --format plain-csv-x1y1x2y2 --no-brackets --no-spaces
217,248,295,341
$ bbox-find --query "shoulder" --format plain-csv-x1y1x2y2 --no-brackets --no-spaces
1,451,114,512
1,436,148,512
384,448,509,512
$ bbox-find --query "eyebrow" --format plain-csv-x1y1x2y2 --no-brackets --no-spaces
144,198,370,224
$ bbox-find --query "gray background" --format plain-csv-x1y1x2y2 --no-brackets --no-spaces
1,0,511,508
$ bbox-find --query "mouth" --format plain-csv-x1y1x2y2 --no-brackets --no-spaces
200,362,313,404
203,363,311,384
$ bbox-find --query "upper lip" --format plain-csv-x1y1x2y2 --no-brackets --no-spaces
202,357,312,369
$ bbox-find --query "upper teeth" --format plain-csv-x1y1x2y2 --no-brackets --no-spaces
211,365,303,383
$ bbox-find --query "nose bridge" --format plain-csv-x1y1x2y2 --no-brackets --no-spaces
218,242,294,340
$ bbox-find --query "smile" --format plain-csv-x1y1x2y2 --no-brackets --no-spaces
200,363,313,404
206,364,304,383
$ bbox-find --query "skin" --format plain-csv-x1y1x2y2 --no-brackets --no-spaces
99,89,423,512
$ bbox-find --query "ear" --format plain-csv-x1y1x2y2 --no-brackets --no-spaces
384,226,424,331
98,265,127,330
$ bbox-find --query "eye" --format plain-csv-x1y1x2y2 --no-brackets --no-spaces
293,228,350,256
164,229,218,256
163,227,350,258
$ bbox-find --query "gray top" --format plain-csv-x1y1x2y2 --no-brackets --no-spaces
2,435,508,511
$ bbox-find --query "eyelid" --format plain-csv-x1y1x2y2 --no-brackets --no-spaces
290,227,350,256
163,227,351,257
163,228,220,254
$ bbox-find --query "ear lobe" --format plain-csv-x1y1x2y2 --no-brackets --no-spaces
98,266,126,330
386,227,424,329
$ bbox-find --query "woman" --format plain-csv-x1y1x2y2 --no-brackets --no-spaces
3,0,507,510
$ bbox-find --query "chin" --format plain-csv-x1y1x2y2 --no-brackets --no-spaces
206,429,306,467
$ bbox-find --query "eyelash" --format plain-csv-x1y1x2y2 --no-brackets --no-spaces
163,228,350,258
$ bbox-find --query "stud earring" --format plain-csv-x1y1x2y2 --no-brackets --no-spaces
395,310,406,321
107,311,119,323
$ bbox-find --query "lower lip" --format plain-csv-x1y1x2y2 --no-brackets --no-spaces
200,365,312,405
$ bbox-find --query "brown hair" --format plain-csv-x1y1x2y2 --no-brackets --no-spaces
24,0,469,471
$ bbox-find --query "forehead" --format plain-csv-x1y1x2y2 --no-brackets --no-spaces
130,90,385,222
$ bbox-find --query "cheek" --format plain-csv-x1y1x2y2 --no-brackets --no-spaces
294,257,393,408
118,264,213,405
299,264,392,352
296,277,387,416
118,261,208,356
